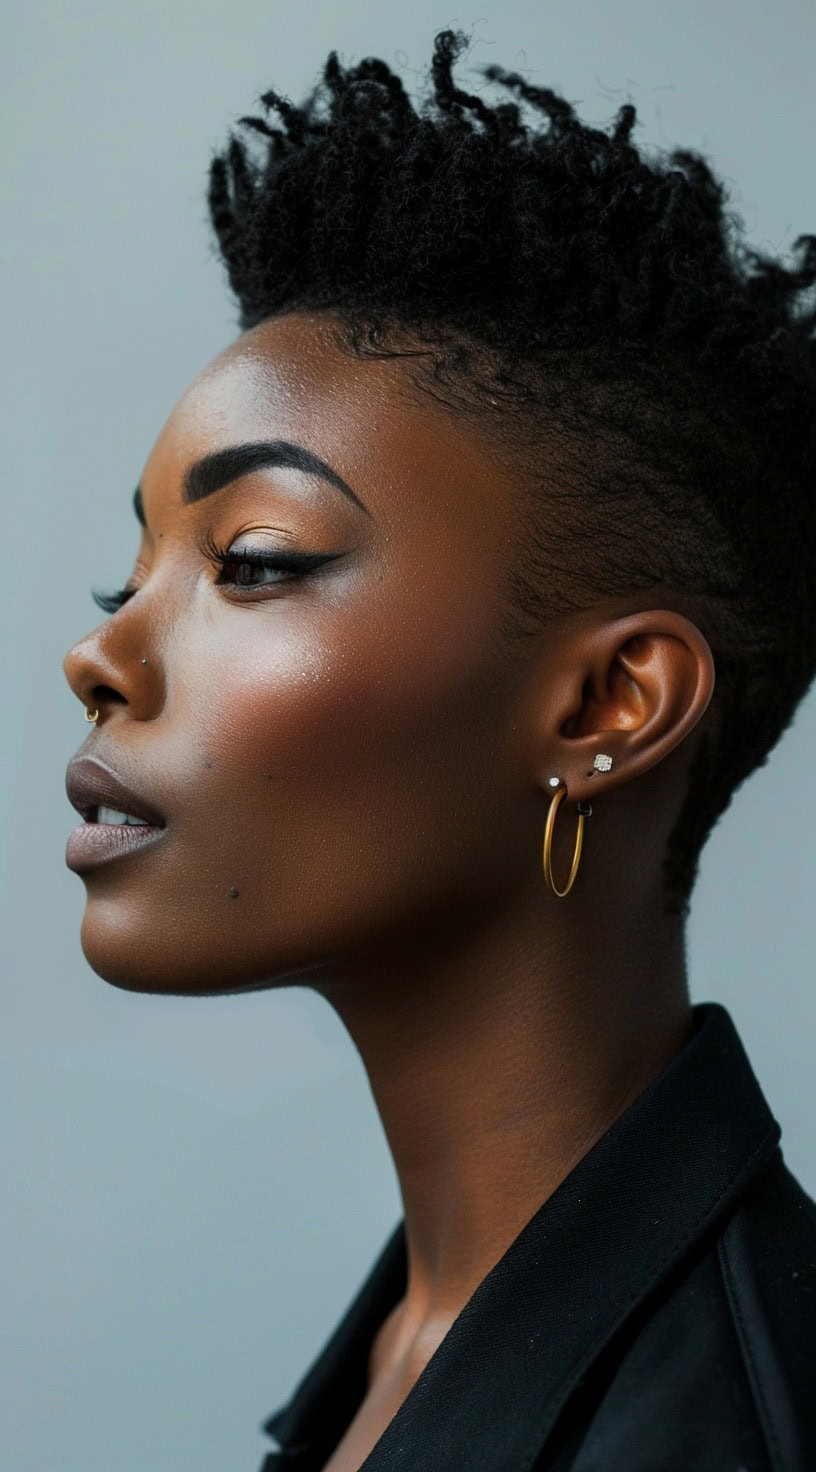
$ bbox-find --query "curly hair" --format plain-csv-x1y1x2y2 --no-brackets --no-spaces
208,29,816,914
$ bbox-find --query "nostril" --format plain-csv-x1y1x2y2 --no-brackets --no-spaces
90,686,126,708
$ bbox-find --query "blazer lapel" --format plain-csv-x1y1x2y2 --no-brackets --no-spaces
260,1004,780,1472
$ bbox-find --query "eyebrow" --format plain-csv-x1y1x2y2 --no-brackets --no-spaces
132,439,371,527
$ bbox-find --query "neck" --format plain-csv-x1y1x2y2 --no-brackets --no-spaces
315,880,691,1347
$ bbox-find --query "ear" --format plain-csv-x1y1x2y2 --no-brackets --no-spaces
539,610,715,802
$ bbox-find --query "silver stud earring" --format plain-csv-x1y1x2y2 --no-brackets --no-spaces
593,753,613,773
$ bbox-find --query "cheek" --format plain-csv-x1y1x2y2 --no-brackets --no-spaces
208,593,498,811
191,584,513,909
77,581,521,996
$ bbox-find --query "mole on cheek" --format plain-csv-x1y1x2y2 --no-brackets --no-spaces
229,886,240,900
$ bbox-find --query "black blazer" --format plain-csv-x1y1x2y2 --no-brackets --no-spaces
257,1003,816,1471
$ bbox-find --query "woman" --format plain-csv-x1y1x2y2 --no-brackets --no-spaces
62,30,816,1472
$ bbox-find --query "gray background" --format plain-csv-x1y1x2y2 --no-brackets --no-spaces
1,2,814,1468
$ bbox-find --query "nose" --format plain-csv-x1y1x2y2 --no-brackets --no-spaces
63,631,124,719
63,626,157,723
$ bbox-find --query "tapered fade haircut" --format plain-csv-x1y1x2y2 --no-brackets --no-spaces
208,29,816,914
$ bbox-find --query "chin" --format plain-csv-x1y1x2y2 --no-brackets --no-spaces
78,909,236,996
77,904,312,997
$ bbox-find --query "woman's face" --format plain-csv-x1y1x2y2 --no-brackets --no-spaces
63,311,548,994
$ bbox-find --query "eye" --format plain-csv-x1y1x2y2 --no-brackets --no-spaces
90,532,345,614
200,529,342,591
210,544,329,587
91,584,138,614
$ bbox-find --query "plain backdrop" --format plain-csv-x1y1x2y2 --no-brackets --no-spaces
1,3,814,1468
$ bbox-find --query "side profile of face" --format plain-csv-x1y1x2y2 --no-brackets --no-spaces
62,313,547,992
63,311,712,996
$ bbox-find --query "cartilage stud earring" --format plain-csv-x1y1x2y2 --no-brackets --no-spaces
593,753,613,772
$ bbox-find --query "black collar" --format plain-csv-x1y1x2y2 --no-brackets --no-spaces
261,1002,781,1471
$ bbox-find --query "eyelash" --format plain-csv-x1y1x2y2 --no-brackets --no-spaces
91,529,336,614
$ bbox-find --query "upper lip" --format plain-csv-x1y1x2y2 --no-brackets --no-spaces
65,755,167,827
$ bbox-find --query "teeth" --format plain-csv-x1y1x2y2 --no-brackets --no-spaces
96,806,151,827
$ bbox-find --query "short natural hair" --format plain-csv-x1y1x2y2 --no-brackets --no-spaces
208,29,816,913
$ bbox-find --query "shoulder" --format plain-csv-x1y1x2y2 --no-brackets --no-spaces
716,1149,816,1471
550,1149,816,1472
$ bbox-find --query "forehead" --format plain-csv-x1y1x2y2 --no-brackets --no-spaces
141,311,520,535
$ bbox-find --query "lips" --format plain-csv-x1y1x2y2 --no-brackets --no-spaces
65,755,167,828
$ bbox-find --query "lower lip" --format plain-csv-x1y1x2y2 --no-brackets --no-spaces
65,821,166,872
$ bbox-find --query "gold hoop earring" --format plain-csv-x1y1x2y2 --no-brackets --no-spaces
542,779,591,897
84,707,99,723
